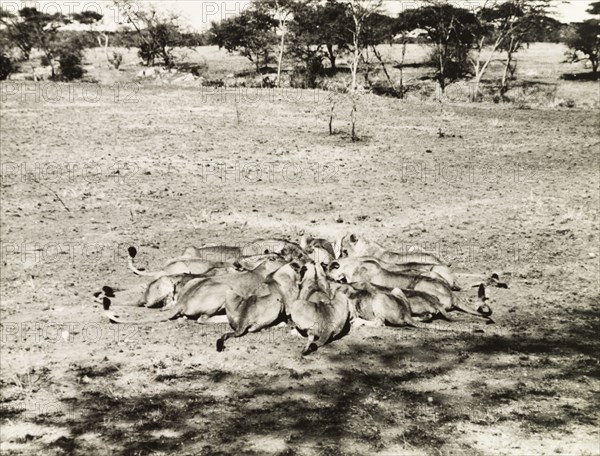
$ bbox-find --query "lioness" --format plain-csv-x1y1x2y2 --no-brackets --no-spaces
286,262,350,355
340,233,445,265
182,238,309,263
216,262,303,352
326,256,459,290
340,282,475,332
326,258,493,322
106,256,289,324
299,235,337,265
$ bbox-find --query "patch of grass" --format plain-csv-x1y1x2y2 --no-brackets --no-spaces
515,410,568,433
487,386,522,403
559,404,598,426
48,436,78,454
71,363,120,380
155,368,230,383
288,369,311,380
398,423,447,448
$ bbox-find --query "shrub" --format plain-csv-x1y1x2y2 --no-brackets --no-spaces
427,48,472,87
176,59,208,77
138,41,159,66
58,49,84,80
0,53,14,80
557,98,576,108
290,57,324,89
109,51,123,70
370,81,406,99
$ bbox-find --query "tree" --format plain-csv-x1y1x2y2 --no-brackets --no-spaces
209,9,277,72
468,1,503,100
346,0,382,141
0,7,70,77
71,10,117,68
564,2,600,76
494,1,552,96
0,7,101,80
287,2,326,87
564,20,600,75
588,1,600,15
287,0,353,76
401,2,479,96
317,0,353,71
360,12,399,90
0,9,33,59
468,1,548,100
255,0,300,87
114,0,183,67
143,20,181,67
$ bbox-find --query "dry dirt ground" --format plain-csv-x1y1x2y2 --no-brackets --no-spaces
1,75,599,456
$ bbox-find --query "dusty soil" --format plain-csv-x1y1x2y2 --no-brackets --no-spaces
1,81,598,455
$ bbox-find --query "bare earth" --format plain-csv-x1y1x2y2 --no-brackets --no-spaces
1,75,599,455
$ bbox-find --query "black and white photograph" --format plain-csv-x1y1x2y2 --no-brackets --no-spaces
0,0,598,454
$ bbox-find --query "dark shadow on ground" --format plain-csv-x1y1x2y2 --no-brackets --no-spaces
560,72,600,81
6,305,595,455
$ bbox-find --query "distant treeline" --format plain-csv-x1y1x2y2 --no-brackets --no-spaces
0,29,212,50
0,14,566,54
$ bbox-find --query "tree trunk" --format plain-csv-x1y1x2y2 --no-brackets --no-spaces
371,45,395,93
500,54,512,97
329,99,336,135
326,44,336,71
437,44,445,99
163,47,169,68
471,38,484,101
350,21,360,141
276,30,285,88
350,95,357,142
398,37,407,99
97,32,111,68
500,36,515,98
45,51,56,79
472,49,497,101
351,39,359,91
362,48,371,86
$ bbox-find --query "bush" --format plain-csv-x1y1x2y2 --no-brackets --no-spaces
370,81,406,99
138,41,159,66
427,48,472,90
109,51,123,69
290,57,324,89
0,54,14,80
58,50,84,80
176,59,208,77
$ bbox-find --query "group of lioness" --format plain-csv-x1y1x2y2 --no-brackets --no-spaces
97,234,495,355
